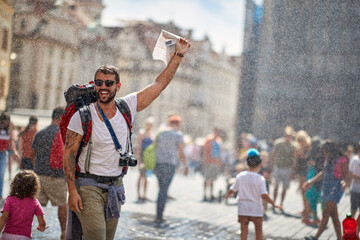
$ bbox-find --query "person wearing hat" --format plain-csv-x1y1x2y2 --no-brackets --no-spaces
225,148,282,240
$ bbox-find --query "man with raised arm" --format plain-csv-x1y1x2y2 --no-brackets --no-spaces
63,38,191,240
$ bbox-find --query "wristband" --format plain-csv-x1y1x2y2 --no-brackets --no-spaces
174,52,184,58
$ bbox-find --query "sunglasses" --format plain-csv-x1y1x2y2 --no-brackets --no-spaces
94,79,118,87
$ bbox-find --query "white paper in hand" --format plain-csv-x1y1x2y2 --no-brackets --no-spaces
152,30,180,66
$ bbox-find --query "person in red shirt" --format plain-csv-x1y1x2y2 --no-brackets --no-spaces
18,116,38,170
202,128,222,201
0,112,19,200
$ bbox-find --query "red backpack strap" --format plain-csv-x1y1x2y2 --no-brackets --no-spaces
60,104,76,145
115,98,132,133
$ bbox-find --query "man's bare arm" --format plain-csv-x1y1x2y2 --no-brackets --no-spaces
136,38,191,112
63,129,83,213
64,129,82,186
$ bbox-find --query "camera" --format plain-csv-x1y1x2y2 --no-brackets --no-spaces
119,153,137,167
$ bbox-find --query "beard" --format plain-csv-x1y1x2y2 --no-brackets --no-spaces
97,89,116,104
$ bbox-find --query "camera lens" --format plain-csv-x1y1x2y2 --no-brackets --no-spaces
128,158,137,167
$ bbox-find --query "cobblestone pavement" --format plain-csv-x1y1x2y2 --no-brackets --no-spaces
3,164,351,240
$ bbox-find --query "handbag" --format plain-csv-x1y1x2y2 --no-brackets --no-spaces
142,133,160,170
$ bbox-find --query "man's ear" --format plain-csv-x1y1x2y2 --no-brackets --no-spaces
117,82,121,91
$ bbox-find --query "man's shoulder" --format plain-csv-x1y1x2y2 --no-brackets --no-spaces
161,129,181,137
350,155,360,166
35,125,49,135
274,137,285,146
117,93,137,108
36,125,57,136
204,134,214,144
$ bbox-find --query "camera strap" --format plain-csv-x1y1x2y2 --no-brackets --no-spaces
96,101,124,153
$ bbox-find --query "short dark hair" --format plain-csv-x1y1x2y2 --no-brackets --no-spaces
321,140,342,160
29,115,38,125
0,112,10,131
247,155,262,168
10,170,40,199
52,107,64,120
94,65,120,83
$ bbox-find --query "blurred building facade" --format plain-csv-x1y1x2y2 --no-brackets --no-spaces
236,0,262,147
250,0,360,144
0,0,14,111
8,0,118,110
6,0,241,145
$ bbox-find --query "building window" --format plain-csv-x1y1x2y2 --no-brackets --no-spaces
46,65,52,79
9,91,19,109
49,47,53,57
56,87,62,105
11,62,21,79
68,72,73,86
0,76,5,97
13,41,22,53
21,19,26,30
61,50,65,60
31,92,37,109
44,83,50,109
2,28,9,51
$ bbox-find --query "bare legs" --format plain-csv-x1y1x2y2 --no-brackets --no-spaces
298,176,306,213
137,173,147,200
204,180,214,200
58,205,67,240
238,216,263,240
315,201,342,240
273,185,287,207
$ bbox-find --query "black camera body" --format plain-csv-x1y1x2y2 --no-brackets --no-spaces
119,152,137,167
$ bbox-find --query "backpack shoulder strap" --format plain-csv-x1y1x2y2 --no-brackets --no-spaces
76,105,92,164
115,98,132,133
60,104,76,145
115,98,133,176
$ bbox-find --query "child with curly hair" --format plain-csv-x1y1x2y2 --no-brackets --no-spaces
0,170,48,239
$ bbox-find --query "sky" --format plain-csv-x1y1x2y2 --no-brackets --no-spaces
101,0,262,56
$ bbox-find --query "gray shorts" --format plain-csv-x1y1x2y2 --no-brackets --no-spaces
274,167,292,189
203,164,221,181
351,191,360,212
38,175,67,206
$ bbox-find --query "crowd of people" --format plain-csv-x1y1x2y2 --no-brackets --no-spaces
136,121,360,240
1,109,360,240
0,109,360,240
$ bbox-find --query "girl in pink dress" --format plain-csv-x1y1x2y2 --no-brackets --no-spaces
0,170,49,240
